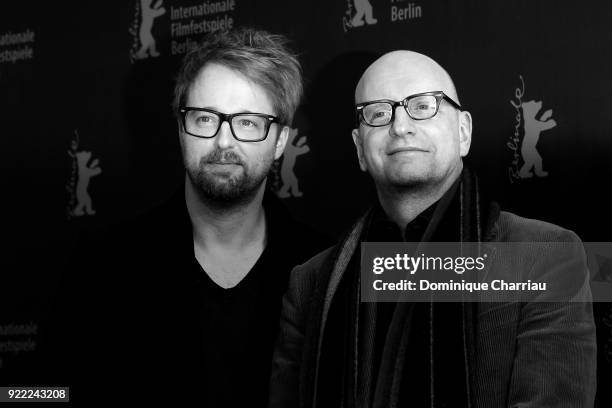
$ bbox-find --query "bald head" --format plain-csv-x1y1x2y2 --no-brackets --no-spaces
355,51,459,104
350,49,473,213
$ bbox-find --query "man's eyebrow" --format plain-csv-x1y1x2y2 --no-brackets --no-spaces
185,106,263,114
357,98,398,105
184,105,219,110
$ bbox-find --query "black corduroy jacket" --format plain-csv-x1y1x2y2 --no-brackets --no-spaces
269,208,597,408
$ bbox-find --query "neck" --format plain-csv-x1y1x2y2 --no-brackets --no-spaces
184,174,267,249
377,165,462,230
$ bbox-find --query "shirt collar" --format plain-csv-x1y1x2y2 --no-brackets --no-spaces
367,200,437,242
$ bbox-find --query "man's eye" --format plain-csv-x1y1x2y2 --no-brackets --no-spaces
195,115,214,124
371,109,392,119
416,103,431,110
373,111,389,118
237,118,262,129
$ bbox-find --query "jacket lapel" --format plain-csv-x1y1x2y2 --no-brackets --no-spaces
310,211,372,407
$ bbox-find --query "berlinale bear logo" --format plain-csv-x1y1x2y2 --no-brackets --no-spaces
508,76,557,182
278,128,310,198
271,128,310,199
343,0,378,32
519,100,556,178
130,0,166,62
66,131,102,218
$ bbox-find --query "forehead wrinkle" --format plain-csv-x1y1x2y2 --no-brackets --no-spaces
355,51,459,104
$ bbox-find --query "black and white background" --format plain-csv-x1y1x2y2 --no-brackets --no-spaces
1,0,611,404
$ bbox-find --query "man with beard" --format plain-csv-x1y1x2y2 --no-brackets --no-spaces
50,28,328,405
269,50,596,407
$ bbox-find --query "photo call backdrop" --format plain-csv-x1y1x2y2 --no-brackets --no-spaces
1,0,611,404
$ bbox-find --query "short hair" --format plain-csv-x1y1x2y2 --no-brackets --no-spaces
172,27,303,126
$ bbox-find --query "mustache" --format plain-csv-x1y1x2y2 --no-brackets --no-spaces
201,148,244,166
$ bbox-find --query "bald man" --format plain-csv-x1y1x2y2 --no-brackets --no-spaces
269,51,596,407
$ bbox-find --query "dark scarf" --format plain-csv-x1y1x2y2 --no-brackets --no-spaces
303,168,500,408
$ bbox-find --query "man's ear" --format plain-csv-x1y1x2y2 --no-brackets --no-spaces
458,111,472,157
274,126,290,160
352,128,367,172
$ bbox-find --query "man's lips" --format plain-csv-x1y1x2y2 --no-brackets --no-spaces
205,161,242,165
387,146,429,155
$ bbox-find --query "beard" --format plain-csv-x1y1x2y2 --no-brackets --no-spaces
186,147,272,204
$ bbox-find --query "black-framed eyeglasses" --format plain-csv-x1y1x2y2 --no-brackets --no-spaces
179,107,280,142
355,91,464,127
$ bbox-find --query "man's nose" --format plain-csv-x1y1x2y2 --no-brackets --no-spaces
214,120,236,149
390,106,417,137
